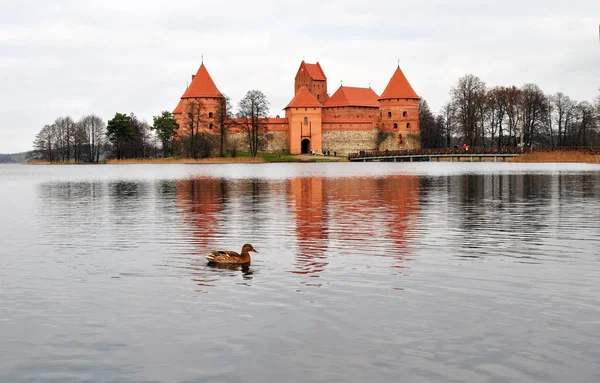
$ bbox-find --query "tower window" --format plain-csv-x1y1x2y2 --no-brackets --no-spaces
317,94,320,99
209,123,213,130
388,112,392,118
209,112,213,118
403,111,407,117
394,123,398,129
304,117,308,124
406,123,411,129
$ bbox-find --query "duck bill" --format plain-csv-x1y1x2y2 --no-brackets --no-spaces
252,249,259,253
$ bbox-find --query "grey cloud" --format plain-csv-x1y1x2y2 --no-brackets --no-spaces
0,0,597,152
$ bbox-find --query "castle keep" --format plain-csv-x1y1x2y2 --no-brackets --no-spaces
173,61,421,155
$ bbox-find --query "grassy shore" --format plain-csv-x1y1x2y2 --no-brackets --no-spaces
27,152,348,165
25,151,600,165
509,151,600,164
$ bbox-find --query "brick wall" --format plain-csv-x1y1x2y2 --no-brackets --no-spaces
322,106,379,119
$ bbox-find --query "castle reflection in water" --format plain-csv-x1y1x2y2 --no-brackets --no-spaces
175,175,421,286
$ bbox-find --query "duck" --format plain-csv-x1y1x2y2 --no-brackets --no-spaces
205,244,258,264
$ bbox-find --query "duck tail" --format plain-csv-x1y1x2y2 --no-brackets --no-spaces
205,254,216,261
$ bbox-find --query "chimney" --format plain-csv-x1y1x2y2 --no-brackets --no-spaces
192,74,195,81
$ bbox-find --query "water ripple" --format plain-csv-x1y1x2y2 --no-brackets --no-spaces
1,164,600,382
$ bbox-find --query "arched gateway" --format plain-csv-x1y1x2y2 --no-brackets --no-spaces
301,139,311,154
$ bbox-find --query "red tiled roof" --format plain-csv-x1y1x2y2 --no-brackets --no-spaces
300,61,327,81
324,86,380,108
285,86,322,109
379,66,419,100
173,98,183,114
182,64,223,99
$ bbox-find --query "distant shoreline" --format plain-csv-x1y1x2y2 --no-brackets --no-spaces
20,151,600,165
25,154,348,165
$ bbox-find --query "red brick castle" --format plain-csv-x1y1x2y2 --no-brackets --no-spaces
173,61,421,155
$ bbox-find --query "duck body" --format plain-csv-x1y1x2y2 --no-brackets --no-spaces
205,244,258,264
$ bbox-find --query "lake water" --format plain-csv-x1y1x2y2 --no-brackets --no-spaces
1,162,600,382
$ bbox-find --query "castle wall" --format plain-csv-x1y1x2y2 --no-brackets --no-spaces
226,131,288,153
322,106,379,120
322,125,420,156
322,129,377,156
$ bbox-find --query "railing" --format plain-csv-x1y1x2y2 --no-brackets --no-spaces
348,146,600,160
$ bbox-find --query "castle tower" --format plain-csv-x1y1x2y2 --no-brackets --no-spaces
174,63,223,135
173,98,184,126
284,86,323,154
294,61,328,104
378,66,420,148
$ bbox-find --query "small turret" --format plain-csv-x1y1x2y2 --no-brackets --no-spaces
378,66,420,148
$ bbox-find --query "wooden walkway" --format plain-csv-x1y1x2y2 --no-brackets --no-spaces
350,153,519,162
348,147,600,163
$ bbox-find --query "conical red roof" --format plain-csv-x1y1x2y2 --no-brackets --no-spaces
173,98,183,114
324,86,379,107
285,86,322,109
379,66,419,100
182,64,223,99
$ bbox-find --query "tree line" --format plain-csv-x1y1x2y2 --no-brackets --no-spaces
31,113,160,162
419,75,600,149
30,90,271,162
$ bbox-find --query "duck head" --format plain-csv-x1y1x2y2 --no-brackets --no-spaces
242,244,259,254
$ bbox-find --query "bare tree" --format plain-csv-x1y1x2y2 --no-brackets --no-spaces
419,99,443,148
79,115,106,162
551,92,574,146
440,102,455,147
521,84,548,147
451,74,486,146
572,102,596,146
183,99,205,159
505,86,522,146
215,94,233,157
53,116,76,161
32,124,56,161
237,90,269,157
72,122,87,162
487,87,509,147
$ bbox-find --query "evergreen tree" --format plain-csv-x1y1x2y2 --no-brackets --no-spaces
106,113,133,159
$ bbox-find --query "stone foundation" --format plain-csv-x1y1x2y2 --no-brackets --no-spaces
322,130,421,156
224,129,420,156
226,131,288,153
322,130,377,156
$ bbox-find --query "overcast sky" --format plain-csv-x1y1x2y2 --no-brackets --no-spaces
0,0,598,153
